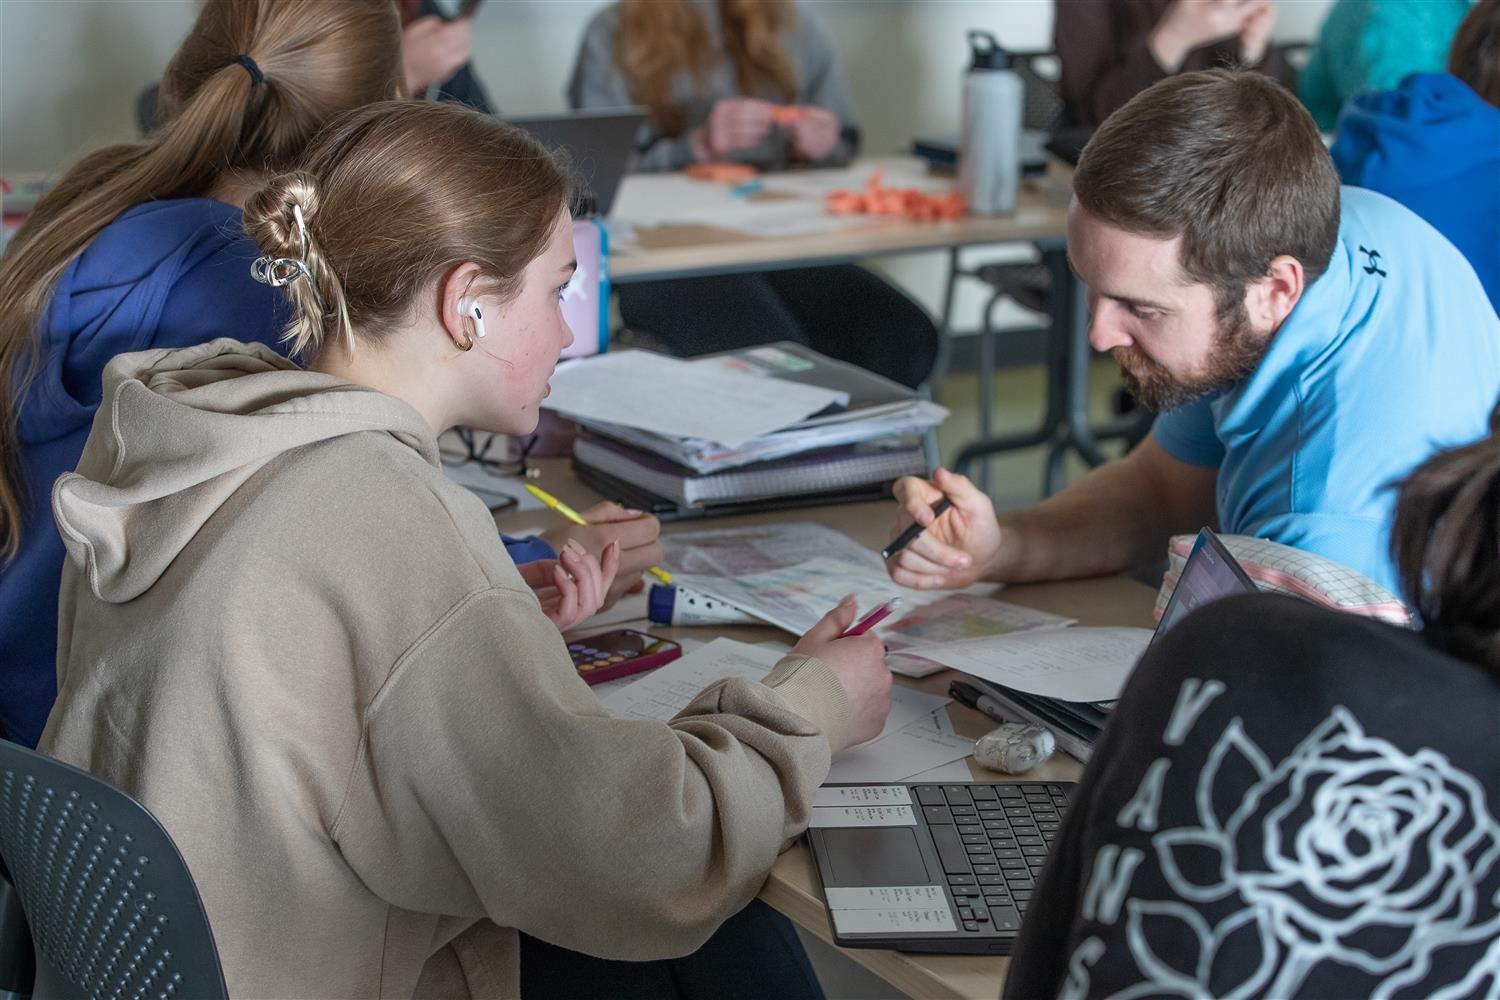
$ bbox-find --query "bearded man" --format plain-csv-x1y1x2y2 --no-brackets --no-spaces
886,69,1500,594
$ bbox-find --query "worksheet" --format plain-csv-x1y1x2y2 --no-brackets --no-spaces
664,523,938,635
601,638,973,783
825,706,975,784
900,627,1154,703
880,594,1076,649
544,351,846,448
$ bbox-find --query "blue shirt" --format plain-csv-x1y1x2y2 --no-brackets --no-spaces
1153,186,1500,595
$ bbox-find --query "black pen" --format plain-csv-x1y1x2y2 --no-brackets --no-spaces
881,496,953,560
949,679,1010,726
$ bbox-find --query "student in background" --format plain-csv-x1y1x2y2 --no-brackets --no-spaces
885,70,1500,597
0,0,401,750
1330,0,1500,312
1002,407,1500,999
397,0,493,111
566,0,939,389
40,99,892,999
1055,0,1285,129
137,1,490,133
1300,0,1476,129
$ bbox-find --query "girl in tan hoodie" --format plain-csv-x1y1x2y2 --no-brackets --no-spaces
42,100,892,999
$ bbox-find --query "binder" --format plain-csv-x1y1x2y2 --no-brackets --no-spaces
573,462,894,522
574,433,926,508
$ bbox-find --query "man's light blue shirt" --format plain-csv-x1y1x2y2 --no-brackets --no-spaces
1153,186,1500,595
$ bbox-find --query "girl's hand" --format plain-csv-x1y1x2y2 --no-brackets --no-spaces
518,539,620,632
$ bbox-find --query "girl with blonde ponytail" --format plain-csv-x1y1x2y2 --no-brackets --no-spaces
0,0,403,748
41,99,890,1000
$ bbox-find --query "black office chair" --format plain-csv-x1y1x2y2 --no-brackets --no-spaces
0,740,226,1000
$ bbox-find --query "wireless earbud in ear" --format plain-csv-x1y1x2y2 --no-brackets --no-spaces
459,297,486,339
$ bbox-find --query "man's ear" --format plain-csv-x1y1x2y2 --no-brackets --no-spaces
438,262,483,351
1246,255,1305,331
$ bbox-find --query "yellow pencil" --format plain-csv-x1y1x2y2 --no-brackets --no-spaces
525,484,674,584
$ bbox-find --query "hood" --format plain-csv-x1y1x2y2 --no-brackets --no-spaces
18,199,266,446
52,339,438,603
1333,73,1500,189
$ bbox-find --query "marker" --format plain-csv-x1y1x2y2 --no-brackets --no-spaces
525,484,673,584
647,585,759,626
880,497,953,560
948,679,1010,726
841,597,903,638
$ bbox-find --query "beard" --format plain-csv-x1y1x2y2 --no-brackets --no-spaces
1113,300,1270,412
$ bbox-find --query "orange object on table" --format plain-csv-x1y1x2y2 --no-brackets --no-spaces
825,169,966,222
684,162,758,184
769,105,807,126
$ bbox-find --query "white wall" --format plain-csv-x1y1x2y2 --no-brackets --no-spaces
0,0,1332,318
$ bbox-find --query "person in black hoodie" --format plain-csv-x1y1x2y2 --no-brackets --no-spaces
1004,406,1500,998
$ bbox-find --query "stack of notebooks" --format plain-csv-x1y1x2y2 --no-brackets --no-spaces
553,343,946,519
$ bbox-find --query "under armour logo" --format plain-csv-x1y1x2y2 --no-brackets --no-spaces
1358,246,1388,277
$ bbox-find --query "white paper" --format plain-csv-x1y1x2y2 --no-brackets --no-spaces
813,785,913,808
885,653,949,679
809,805,917,828
601,638,961,783
831,906,958,935
902,759,978,783
694,198,875,238
757,161,954,200
852,686,952,749
903,627,1155,703
825,708,975,785
543,351,846,448
824,885,949,910
600,638,782,720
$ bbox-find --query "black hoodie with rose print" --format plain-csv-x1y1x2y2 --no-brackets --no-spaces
1005,593,1500,1000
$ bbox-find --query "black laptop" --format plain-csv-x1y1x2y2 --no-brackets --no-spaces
507,108,646,217
806,529,1257,954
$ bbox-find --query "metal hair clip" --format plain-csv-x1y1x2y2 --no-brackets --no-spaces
248,203,326,311
250,255,311,288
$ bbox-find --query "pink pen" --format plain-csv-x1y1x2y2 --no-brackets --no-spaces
841,597,904,638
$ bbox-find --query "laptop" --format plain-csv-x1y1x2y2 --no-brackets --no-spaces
507,109,647,217
806,528,1257,954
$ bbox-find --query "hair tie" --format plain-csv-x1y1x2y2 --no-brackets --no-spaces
233,54,264,88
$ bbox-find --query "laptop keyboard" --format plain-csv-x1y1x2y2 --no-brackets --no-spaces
912,782,1070,935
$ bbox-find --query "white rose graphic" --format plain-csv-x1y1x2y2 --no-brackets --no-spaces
1139,707,1500,999
1225,708,1500,982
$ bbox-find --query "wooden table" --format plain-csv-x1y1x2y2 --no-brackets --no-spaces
607,157,1074,284
499,460,1157,1000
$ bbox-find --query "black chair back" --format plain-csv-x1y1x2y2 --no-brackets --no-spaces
0,740,226,1000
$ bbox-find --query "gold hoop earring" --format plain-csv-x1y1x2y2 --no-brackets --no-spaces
456,331,474,352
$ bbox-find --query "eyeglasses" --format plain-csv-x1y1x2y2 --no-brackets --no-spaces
439,429,540,514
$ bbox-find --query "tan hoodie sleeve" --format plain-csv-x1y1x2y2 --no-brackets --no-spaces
330,586,849,960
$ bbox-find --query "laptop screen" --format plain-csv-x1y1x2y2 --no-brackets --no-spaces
1153,528,1258,641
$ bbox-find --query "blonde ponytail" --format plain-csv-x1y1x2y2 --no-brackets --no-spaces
0,0,400,562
